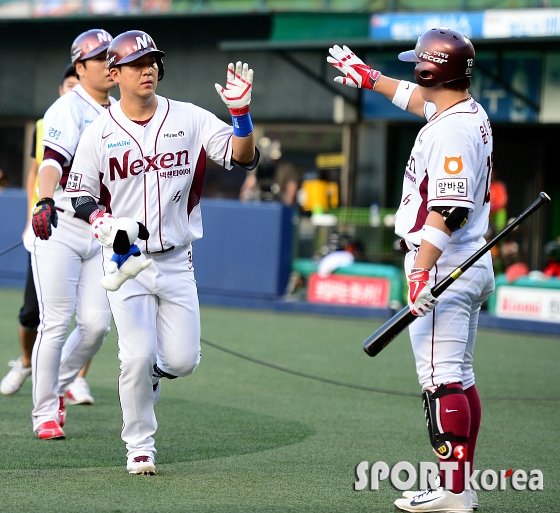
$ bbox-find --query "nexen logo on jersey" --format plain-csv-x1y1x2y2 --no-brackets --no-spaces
108,140,131,149
109,149,190,181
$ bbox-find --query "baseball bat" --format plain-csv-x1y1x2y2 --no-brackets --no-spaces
363,191,551,357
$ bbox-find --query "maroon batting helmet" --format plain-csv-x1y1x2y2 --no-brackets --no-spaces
107,30,165,81
71,29,113,64
398,28,475,87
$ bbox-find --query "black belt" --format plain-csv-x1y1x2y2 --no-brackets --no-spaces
147,246,175,255
56,207,80,219
399,238,419,254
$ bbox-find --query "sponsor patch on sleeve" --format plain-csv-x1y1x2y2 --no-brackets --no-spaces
66,172,82,192
436,178,467,198
443,155,463,175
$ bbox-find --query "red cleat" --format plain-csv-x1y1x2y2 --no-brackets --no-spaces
35,420,65,440
58,395,66,427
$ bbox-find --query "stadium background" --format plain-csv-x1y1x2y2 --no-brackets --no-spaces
0,2,558,512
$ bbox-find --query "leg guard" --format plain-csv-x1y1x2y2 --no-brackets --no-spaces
423,384,468,459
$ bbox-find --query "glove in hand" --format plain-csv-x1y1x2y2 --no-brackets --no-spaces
215,61,253,115
327,45,380,89
32,198,58,240
408,268,439,317
91,211,119,247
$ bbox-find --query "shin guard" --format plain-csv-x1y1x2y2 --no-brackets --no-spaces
423,384,468,459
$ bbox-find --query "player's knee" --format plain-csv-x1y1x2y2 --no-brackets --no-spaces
162,350,201,378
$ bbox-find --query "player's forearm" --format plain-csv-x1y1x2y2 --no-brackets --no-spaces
38,165,61,200
413,211,451,270
373,75,400,102
26,160,39,222
232,134,255,164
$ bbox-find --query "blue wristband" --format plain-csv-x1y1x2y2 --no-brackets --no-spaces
231,112,253,137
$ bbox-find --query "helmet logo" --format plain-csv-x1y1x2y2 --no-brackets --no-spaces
419,52,448,64
136,35,150,50
97,30,112,43
443,156,463,175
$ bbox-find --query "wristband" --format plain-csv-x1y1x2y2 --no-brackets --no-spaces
421,225,451,253
39,158,63,178
369,69,382,90
89,209,102,224
231,111,253,138
392,80,417,110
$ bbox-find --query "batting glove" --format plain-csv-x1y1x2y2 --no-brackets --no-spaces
215,61,253,115
407,268,439,317
327,45,381,90
32,198,58,240
91,211,119,247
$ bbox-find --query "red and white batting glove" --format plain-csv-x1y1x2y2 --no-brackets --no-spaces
215,61,253,115
407,268,439,317
327,45,381,90
90,210,119,247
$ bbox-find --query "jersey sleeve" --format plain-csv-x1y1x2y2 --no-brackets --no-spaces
42,95,82,164
199,109,234,170
425,123,478,211
64,123,102,201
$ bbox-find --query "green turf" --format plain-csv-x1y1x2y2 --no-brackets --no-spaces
0,287,558,512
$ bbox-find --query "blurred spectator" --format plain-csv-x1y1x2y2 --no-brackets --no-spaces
0,169,8,190
543,237,560,278
241,163,299,205
317,232,363,276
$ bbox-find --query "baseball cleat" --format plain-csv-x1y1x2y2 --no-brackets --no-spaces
127,455,156,475
402,474,441,499
35,420,65,440
0,357,32,395
65,377,94,405
402,489,478,510
394,487,472,512
58,396,66,427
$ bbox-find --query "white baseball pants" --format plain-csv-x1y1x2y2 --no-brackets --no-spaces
105,244,201,461
31,212,111,429
405,241,495,390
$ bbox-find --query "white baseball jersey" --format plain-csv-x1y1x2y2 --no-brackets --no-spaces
42,83,116,211
66,95,233,253
395,97,493,247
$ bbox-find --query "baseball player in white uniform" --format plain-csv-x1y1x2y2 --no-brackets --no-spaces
65,30,258,475
329,29,494,512
31,29,116,440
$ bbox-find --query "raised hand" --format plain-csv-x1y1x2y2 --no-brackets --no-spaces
327,45,381,90
215,61,253,115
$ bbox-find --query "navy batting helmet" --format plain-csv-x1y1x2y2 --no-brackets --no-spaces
107,30,165,81
71,29,113,64
398,28,475,87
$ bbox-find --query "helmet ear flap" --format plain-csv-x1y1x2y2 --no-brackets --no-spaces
156,57,164,81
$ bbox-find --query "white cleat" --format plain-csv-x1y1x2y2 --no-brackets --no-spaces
127,455,156,475
65,377,94,405
395,487,472,512
0,357,32,395
403,488,478,510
